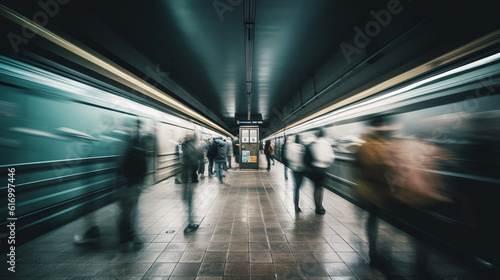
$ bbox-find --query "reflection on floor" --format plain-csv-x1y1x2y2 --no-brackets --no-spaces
1,158,481,279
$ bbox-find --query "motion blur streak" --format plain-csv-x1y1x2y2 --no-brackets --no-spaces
0,4,233,137
268,29,500,138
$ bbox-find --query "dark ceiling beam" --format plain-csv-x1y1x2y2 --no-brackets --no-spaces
244,0,255,120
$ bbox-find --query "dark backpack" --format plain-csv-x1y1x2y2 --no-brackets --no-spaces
207,141,218,159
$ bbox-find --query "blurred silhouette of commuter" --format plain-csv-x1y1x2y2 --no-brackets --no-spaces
355,114,453,279
213,137,227,183
285,135,306,213
265,140,275,170
232,136,240,164
182,132,199,233
197,139,208,179
175,138,183,184
207,137,215,176
224,138,232,170
281,137,289,181
118,118,148,250
305,129,335,214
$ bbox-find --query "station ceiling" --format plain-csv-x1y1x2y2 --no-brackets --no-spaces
1,0,499,136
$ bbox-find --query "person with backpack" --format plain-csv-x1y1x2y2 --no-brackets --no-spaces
305,129,335,215
212,137,227,183
284,135,306,213
264,140,275,170
182,132,200,233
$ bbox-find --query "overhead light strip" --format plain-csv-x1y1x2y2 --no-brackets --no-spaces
0,4,233,137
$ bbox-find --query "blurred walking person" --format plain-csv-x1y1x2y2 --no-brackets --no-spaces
224,138,232,170
213,137,227,183
305,129,335,214
285,135,306,213
282,137,289,181
197,139,208,179
264,140,275,170
118,118,148,250
207,137,215,176
233,136,240,165
182,132,200,233
175,138,183,184
355,114,453,279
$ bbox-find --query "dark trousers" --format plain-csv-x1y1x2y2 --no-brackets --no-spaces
366,204,430,277
182,163,197,225
182,163,198,183
118,182,141,243
310,168,326,210
208,158,214,174
265,153,271,169
293,171,304,206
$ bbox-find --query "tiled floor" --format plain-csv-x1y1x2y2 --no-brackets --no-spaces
1,157,482,279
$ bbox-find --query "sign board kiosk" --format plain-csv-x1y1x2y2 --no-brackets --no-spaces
239,126,259,169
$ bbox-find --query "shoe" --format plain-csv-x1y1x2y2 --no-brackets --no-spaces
295,206,301,213
175,178,182,184
222,174,226,177
184,224,199,233
192,179,199,183
315,208,326,215
74,226,100,245
200,174,205,179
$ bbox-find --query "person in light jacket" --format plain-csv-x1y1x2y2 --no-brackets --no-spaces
307,129,335,214
285,135,306,213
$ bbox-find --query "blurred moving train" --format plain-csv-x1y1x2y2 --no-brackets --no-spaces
268,50,500,273
0,55,228,249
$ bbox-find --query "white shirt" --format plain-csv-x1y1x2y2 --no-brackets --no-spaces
285,142,306,172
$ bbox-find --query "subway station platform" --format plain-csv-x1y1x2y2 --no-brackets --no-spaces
1,159,481,279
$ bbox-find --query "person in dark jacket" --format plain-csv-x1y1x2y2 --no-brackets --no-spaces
197,139,208,179
182,132,199,233
213,137,227,183
232,137,239,164
207,137,215,176
119,119,148,250
282,137,289,180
